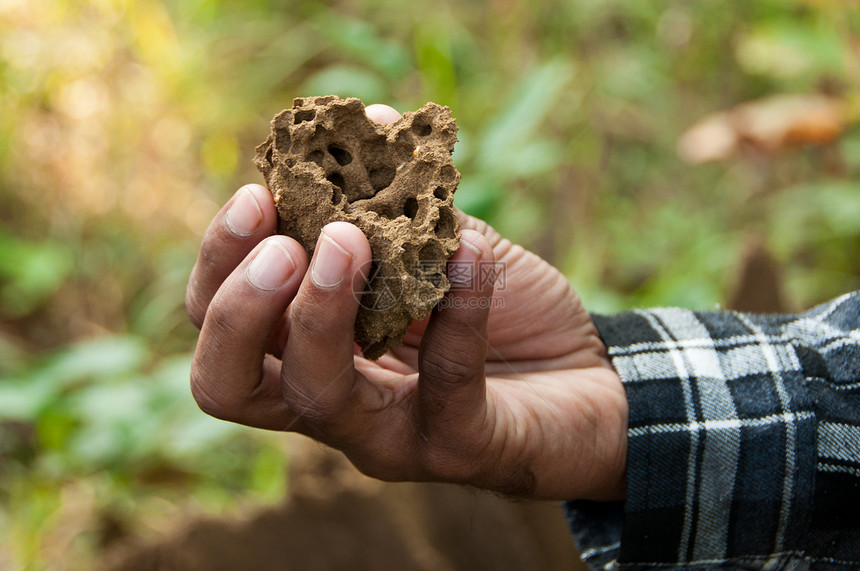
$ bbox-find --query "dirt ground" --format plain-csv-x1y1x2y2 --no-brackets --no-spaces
101,436,586,571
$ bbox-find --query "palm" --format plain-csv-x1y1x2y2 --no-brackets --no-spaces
390,212,607,373
345,213,625,500
347,359,624,499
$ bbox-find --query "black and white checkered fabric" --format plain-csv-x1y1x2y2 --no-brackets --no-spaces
565,292,860,570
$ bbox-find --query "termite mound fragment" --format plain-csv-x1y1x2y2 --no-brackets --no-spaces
254,95,461,359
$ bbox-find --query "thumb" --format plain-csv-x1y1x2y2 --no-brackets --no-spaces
417,229,496,431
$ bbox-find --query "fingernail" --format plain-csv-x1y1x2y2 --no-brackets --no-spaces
448,235,482,285
248,241,296,290
311,232,353,288
461,237,481,256
226,187,264,237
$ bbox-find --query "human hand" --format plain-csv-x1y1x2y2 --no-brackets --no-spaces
185,104,627,501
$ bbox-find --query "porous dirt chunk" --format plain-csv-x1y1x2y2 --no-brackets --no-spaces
255,96,460,359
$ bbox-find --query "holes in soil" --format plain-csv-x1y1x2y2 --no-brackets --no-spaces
274,127,291,153
434,207,456,239
433,186,447,201
308,150,325,166
328,145,352,166
419,242,443,262
331,186,343,204
362,203,395,220
264,145,273,166
327,172,345,191
369,165,396,192
294,110,315,124
439,164,456,183
403,197,418,219
412,120,432,137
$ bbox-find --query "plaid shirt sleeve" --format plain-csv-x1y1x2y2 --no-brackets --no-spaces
564,291,860,570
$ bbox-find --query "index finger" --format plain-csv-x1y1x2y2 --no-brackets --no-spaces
186,184,278,328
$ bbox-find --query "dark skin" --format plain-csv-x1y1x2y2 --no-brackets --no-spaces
186,104,628,501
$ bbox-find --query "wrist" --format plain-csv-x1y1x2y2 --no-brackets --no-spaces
519,366,628,502
581,366,628,502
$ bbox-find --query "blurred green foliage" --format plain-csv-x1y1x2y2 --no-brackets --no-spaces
0,0,858,567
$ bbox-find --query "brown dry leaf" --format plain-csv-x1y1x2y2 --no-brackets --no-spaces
678,93,848,164
734,93,846,151
677,111,739,164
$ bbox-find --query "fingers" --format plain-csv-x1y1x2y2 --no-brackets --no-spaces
191,235,308,430
365,103,401,125
186,184,278,328
417,229,495,435
280,222,381,437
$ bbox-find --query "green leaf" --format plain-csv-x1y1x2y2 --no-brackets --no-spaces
841,131,860,172
414,20,458,105
165,413,241,458
769,181,860,256
503,139,565,178
0,234,73,317
454,176,502,219
310,11,410,80
477,58,576,174
37,336,150,389
250,443,287,502
0,379,56,420
0,336,149,421
735,21,847,82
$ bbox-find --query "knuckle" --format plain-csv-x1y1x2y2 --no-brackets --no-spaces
194,228,234,280
204,296,240,337
413,414,488,483
197,232,224,272
420,343,480,384
283,390,332,422
280,377,339,423
288,302,333,342
280,366,357,433
189,367,232,421
419,441,481,483
189,361,264,428
417,433,536,496
185,285,206,329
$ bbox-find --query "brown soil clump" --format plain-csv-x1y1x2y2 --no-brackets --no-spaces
255,96,461,359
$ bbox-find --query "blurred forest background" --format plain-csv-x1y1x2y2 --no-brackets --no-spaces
0,0,858,568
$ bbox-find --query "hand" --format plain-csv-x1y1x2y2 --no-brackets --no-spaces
185,104,628,501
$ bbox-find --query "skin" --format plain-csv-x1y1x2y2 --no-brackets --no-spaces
185,104,628,501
